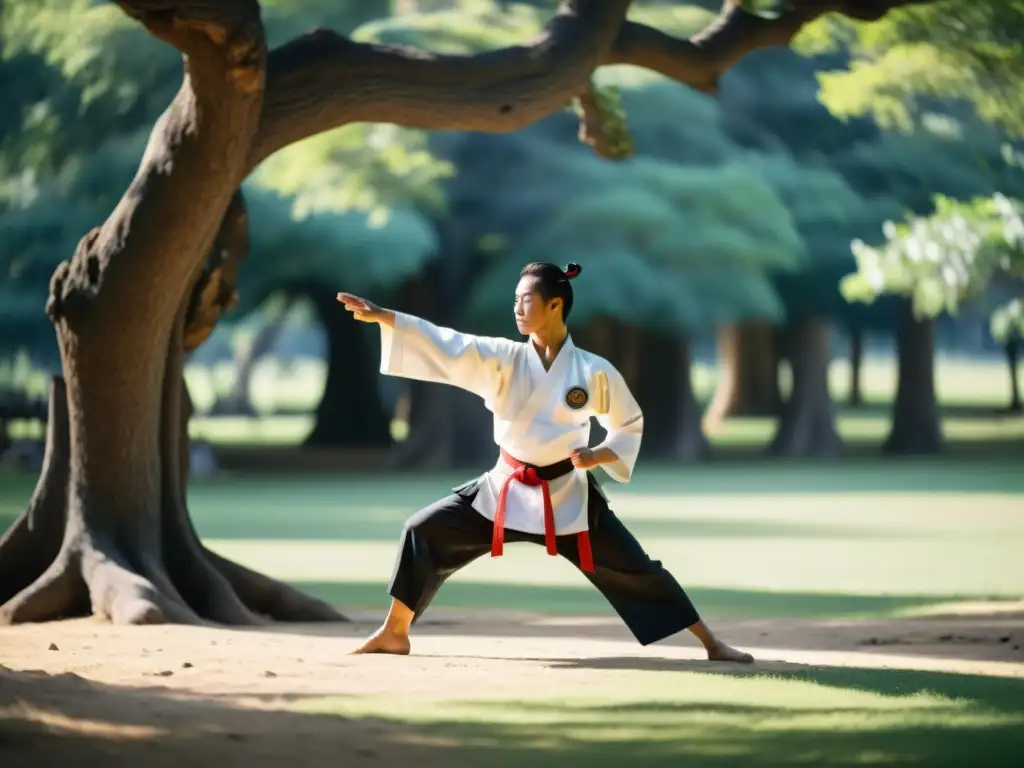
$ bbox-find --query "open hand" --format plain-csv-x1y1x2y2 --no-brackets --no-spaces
337,293,385,324
569,447,601,471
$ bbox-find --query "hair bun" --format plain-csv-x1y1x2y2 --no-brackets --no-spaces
563,263,582,280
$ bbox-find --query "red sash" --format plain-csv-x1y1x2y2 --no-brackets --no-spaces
491,448,595,573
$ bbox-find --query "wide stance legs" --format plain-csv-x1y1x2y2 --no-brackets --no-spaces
353,483,752,663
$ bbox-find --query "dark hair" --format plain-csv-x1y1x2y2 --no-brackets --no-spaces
520,262,582,320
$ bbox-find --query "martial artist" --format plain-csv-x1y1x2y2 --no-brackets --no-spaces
337,262,753,663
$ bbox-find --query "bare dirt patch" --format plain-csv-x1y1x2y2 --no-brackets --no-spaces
2,608,1022,767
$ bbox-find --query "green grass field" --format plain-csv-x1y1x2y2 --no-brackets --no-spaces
2,460,1021,619
7,354,1023,451
296,669,1024,767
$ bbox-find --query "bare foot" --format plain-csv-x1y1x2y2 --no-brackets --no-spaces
707,641,754,664
351,627,411,655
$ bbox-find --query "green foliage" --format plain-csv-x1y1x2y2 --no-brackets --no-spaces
571,83,634,159
842,193,1024,339
234,186,439,315
795,0,1024,137
0,0,399,210
252,123,455,225
748,155,900,253
623,2,718,40
353,0,545,51
0,128,149,355
0,203,94,355
463,156,804,334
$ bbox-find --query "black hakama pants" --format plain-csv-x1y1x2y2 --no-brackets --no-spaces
388,472,701,646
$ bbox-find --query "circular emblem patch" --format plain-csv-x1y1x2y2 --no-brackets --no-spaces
565,386,589,410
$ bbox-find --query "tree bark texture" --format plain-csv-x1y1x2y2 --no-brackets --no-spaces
305,287,392,448
884,304,945,455
769,317,843,458
0,0,931,624
704,321,782,430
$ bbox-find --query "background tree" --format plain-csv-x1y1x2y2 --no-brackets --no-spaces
842,193,1024,451
234,187,439,447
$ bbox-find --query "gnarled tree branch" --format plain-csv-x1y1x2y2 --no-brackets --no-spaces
243,0,933,170
608,0,937,95
248,0,634,166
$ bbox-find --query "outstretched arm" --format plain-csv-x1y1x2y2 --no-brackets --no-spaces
337,292,512,406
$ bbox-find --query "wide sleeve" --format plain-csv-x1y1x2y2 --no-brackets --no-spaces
593,365,644,483
379,311,513,406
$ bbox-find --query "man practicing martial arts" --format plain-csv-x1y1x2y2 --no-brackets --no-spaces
337,261,753,663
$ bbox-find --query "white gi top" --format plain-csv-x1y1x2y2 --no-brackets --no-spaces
379,312,644,536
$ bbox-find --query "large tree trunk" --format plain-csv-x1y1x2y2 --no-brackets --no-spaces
848,324,864,407
884,305,945,455
769,316,842,458
1006,337,1022,413
703,320,781,431
305,287,391,448
0,7,342,625
635,331,709,461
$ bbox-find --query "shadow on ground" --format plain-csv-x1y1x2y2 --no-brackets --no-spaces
1,661,1021,767
284,580,1024,623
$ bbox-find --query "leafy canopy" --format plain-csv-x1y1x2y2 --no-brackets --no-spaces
841,193,1024,340
463,155,805,335
796,0,1024,138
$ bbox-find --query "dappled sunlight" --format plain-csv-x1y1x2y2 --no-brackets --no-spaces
0,703,167,740
289,664,1024,765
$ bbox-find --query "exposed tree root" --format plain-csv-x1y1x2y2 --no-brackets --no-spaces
207,550,345,622
80,536,202,625
0,375,347,626
0,379,72,607
0,547,87,624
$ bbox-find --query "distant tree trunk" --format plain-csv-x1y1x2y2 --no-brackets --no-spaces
618,323,643,388
704,320,781,431
636,331,709,461
581,316,617,362
210,292,296,416
1006,337,1022,413
848,325,864,407
884,305,944,455
388,270,493,470
769,316,842,458
305,287,391,448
